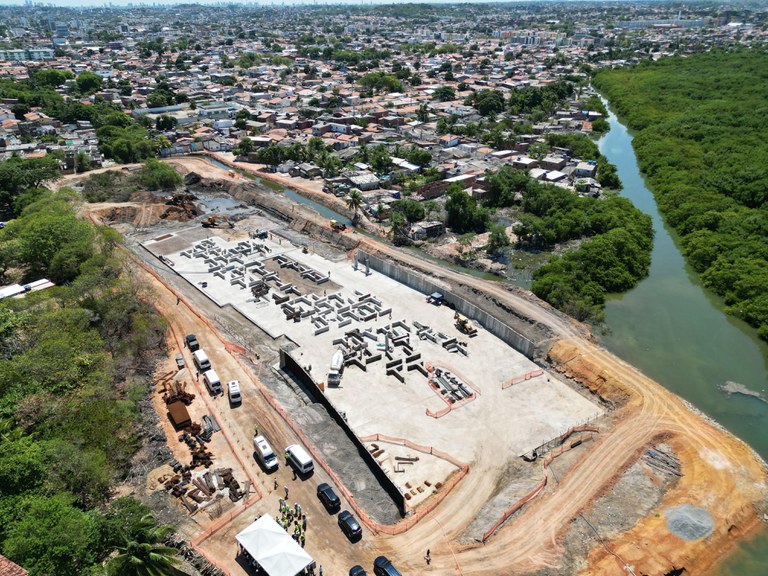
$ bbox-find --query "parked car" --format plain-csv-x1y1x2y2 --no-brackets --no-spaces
349,566,367,576
317,483,341,513
185,334,200,351
338,510,362,541
373,556,401,576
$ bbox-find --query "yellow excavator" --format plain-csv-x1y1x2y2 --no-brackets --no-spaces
454,312,478,337
201,215,234,228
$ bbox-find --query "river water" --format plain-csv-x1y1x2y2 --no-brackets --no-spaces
597,107,768,574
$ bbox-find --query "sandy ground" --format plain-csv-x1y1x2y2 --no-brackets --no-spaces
80,156,768,576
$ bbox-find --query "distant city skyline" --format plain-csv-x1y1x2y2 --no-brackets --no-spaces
0,0,597,6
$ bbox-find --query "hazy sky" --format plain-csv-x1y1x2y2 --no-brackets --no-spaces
0,0,538,5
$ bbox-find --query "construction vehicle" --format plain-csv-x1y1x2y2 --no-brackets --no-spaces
166,193,197,206
330,219,347,232
454,312,478,337
201,215,234,228
327,348,345,386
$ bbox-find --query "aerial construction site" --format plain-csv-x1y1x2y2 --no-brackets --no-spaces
75,156,768,576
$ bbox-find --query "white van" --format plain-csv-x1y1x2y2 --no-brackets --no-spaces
193,349,211,372
253,435,278,472
285,444,314,475
227,380,241,404
202,369,222,395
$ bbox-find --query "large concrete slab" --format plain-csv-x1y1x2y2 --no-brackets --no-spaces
144,233,602,499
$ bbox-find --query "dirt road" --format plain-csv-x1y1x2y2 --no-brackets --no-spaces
83,157,768,575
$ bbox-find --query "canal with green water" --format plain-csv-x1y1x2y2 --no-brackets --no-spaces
597,105,768,575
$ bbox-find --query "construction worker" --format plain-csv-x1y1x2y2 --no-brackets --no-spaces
302,515,307,531
300,533,305,547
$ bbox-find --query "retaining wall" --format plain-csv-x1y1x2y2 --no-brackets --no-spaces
279,348,407,516
357,250,537,359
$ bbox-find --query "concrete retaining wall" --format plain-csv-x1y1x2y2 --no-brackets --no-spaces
358,251,536,359
279,348,407,516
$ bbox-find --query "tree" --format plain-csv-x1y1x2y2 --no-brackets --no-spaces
433,86,456,102
529,141,549,160
416,104,429,123
445,184,489,233
346,189,364,220
3,493,97,576
155,115,177,131
76,72,103,94
466,89,505,117
486,224,510,255
138,159,181,191
321,154,342,177
370,145,391,174
75,152,91,173
392,199,425,223
357,72,405,94
0,155,61,210
33,69,72,87
106,515,180,576
235,137,254,156
389,211,409,246
11,103,30,120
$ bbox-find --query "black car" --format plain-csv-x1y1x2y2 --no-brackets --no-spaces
373,556,401,576
316,483,340,513
185,334,200,352
338,510,362,541
349,566,367,576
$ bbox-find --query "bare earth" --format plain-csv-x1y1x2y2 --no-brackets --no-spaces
76,157,768,576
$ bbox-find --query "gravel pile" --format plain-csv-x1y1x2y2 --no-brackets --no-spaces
665,504,714,541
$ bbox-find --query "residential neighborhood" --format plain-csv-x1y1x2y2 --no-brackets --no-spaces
1,2,765,261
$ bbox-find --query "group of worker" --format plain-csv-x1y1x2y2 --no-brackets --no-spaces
277,497,308,547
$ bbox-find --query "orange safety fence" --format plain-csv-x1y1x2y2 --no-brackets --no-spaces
424,362,480,418
501,368,545,390
356,433,471,534
191,494,261,547
481,427,599,543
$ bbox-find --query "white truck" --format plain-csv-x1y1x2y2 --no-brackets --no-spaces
327,349,345,386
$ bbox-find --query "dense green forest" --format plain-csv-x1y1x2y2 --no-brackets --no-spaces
594,51,768,341
476,164,652,322
0,159,179,574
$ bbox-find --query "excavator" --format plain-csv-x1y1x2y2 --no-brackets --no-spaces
454,312,478,337
201,215,234,228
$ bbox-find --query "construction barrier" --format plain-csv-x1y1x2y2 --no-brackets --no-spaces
357,250,537,358
279,349,407,515
355,433,470,535
480,427,599,543
425,361,481,418
501,368,545,390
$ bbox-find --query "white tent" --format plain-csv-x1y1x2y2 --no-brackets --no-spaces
236,514,313,576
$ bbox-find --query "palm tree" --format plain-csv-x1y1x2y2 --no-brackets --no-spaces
346,188,364,222
107,515,181,576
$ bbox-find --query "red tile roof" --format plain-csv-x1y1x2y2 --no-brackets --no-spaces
0,555,28,576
